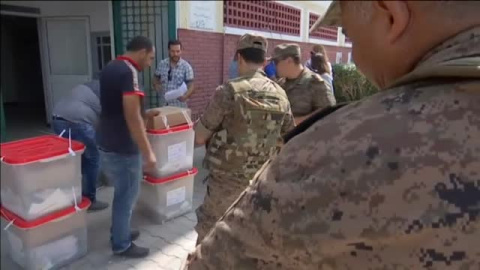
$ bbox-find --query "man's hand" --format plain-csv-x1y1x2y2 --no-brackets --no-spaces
143,151,157,174
146,109,161,118
153,77,162,92
153,82,161,92
178,95,188,102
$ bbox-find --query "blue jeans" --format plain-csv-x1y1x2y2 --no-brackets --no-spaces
52,119,99,202
99,150,142,253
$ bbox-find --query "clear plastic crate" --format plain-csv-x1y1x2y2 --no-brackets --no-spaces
1,135,84,221
1,197,90,270
138,168,197,223
147,124,194,178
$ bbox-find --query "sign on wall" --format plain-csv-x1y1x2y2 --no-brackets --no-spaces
189,1,216,31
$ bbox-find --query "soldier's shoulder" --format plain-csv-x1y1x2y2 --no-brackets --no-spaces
214,83,236,100
284,80,477,151
307,70,325,84
276,77,286,86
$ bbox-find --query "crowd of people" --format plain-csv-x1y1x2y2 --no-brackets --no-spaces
49,0,479,268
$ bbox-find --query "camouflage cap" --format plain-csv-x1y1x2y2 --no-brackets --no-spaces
237,33,268,52
271,44,301,60
310,1,341,33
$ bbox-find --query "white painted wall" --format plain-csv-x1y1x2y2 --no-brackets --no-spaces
1,1,110,32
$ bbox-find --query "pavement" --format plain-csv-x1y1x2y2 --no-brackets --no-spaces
1,148,208,270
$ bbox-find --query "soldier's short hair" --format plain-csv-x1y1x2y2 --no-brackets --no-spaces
237,48,265,64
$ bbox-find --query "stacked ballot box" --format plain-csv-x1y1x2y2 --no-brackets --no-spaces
0,135,89,269
139,168,197,223
141,106,196,223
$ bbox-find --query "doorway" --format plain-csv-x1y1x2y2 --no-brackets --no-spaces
1,14,49,141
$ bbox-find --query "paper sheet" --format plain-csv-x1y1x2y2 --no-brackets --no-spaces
165,82,188,101
1,187,77,220
28,188,72,216
33,235,79,269
168,141,187,163
166,186,186,206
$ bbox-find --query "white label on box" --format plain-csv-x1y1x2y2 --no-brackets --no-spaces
167,186,186,206
168,141,187,162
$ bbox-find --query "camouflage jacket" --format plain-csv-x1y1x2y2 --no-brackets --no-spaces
196,70,294,182
278,68,336,117
185,27,480,270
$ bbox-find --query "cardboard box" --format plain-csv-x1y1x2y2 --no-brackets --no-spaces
146,106,192,130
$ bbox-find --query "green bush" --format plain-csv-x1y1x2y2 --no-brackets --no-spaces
332,64,379,103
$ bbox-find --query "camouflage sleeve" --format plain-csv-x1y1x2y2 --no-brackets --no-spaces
185,144,329,269
280,106,295,135
199,85,233,132
311,75,336,110
186,84,480,269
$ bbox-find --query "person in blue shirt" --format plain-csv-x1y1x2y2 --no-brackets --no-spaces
229,53,239,79
264,57,277,80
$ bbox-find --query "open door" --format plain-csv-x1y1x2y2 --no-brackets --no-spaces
39,17,92,123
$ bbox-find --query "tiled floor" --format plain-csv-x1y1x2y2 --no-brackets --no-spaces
1,148,208,270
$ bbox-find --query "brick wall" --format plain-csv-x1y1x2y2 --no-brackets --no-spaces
178,29,351,120
178,29,224,120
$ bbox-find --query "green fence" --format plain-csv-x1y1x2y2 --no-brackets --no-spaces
112,0,176,109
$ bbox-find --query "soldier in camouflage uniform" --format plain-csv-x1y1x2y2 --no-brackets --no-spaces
193,33,295,244
274,44,336,125
185,1,479,269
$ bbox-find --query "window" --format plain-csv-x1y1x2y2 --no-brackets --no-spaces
91,32,112,79
309,13,338,41
223,0,301,36
336,52,343,64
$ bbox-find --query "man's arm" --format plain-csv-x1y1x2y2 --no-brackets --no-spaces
123,95,156,172
120,70,156,172
281,106,295,135
180,81,195,101
300,76,335,125
194,85,232,146
153,76,162,92
179,63,195,101
153,62,163,92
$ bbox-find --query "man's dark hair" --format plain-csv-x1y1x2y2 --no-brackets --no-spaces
168,40,182,49
237,48,265,64
126,36,153,52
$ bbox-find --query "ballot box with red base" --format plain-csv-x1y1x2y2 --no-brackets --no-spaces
0,135,84,221
0,197,90,270
147,124,195,179
138,168,197,223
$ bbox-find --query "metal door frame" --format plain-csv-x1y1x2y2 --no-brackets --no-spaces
111,0,176,109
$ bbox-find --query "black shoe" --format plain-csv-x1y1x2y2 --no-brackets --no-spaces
131,230,140,241
87,200,109,212
116,243,149,258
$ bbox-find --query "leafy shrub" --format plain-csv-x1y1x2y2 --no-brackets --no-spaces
332,64,378,103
